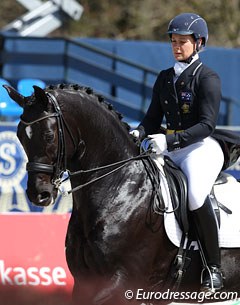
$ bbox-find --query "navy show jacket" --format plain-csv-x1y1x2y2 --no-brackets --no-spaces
138,59,240,154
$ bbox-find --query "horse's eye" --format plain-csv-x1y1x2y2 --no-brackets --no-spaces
44,132,55,143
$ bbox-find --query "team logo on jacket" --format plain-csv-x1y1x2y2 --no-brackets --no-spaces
180,91,192,114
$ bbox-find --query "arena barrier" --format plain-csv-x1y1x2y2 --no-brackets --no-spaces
0,213,73,290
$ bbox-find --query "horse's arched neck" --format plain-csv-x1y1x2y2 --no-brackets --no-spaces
79,124,138,166
62,95,138,169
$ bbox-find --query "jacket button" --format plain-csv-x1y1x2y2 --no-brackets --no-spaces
165,100,168,104
181,81,185,86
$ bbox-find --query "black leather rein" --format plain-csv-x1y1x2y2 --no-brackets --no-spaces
19,92,166,209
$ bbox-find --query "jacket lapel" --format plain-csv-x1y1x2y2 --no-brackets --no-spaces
166,68,177,98
175,59,202,91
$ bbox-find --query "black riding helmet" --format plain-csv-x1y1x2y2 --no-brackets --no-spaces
167,13,208,50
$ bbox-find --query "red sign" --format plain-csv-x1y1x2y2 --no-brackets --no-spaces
0,214,73,304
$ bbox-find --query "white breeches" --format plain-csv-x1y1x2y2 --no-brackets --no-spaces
164,137,224,211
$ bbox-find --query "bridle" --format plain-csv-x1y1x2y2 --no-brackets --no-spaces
20,92,178,217
20,93,75,188
20,92,152,196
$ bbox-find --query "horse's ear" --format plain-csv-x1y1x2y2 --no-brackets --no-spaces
3,85,25,108
33,85,49,108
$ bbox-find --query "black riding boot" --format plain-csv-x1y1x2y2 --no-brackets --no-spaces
192,197,223,293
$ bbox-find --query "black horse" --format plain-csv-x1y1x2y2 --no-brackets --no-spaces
4,84,240,305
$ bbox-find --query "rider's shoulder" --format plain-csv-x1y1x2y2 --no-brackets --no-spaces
199,64,220,80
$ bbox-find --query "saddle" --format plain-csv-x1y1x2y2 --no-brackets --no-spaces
142,148,239,290
162,156,234,290
163,156,233,235
140,136,237,233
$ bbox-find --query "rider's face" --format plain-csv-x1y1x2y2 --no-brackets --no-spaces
171,34,199,61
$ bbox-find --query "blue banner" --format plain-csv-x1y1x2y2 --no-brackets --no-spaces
0,123,72,213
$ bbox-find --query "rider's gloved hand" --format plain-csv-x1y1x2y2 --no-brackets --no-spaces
130,129,140,139
148,134,167,154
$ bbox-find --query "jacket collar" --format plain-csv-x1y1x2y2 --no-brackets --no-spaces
174,53,199,77
165,59,202,98
175,59,202,89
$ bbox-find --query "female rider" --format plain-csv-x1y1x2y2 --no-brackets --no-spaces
131,13,240,293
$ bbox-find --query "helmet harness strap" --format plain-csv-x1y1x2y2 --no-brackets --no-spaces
178,37,201,64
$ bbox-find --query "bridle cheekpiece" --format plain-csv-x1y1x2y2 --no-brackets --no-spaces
20,93,68,188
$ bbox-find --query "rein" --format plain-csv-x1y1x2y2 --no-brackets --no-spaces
20,92,159,201
60,151,152,196
20,91,174,217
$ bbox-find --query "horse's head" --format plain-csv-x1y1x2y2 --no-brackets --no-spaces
4,85,66,206
4,83,140,206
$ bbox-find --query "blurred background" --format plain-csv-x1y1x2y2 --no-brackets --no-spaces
0,1,239,304
1,0,239,46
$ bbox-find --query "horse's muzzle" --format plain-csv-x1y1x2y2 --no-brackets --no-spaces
26,174,58,206
27,188,57,206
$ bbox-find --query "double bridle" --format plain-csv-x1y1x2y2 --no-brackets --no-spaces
20,93,75,189
20,92,178,219
20,92,152,197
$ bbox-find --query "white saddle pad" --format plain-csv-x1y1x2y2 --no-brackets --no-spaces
151,156,240,249
164,173,240,249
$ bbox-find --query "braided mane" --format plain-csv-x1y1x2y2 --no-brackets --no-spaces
46,83,133,135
